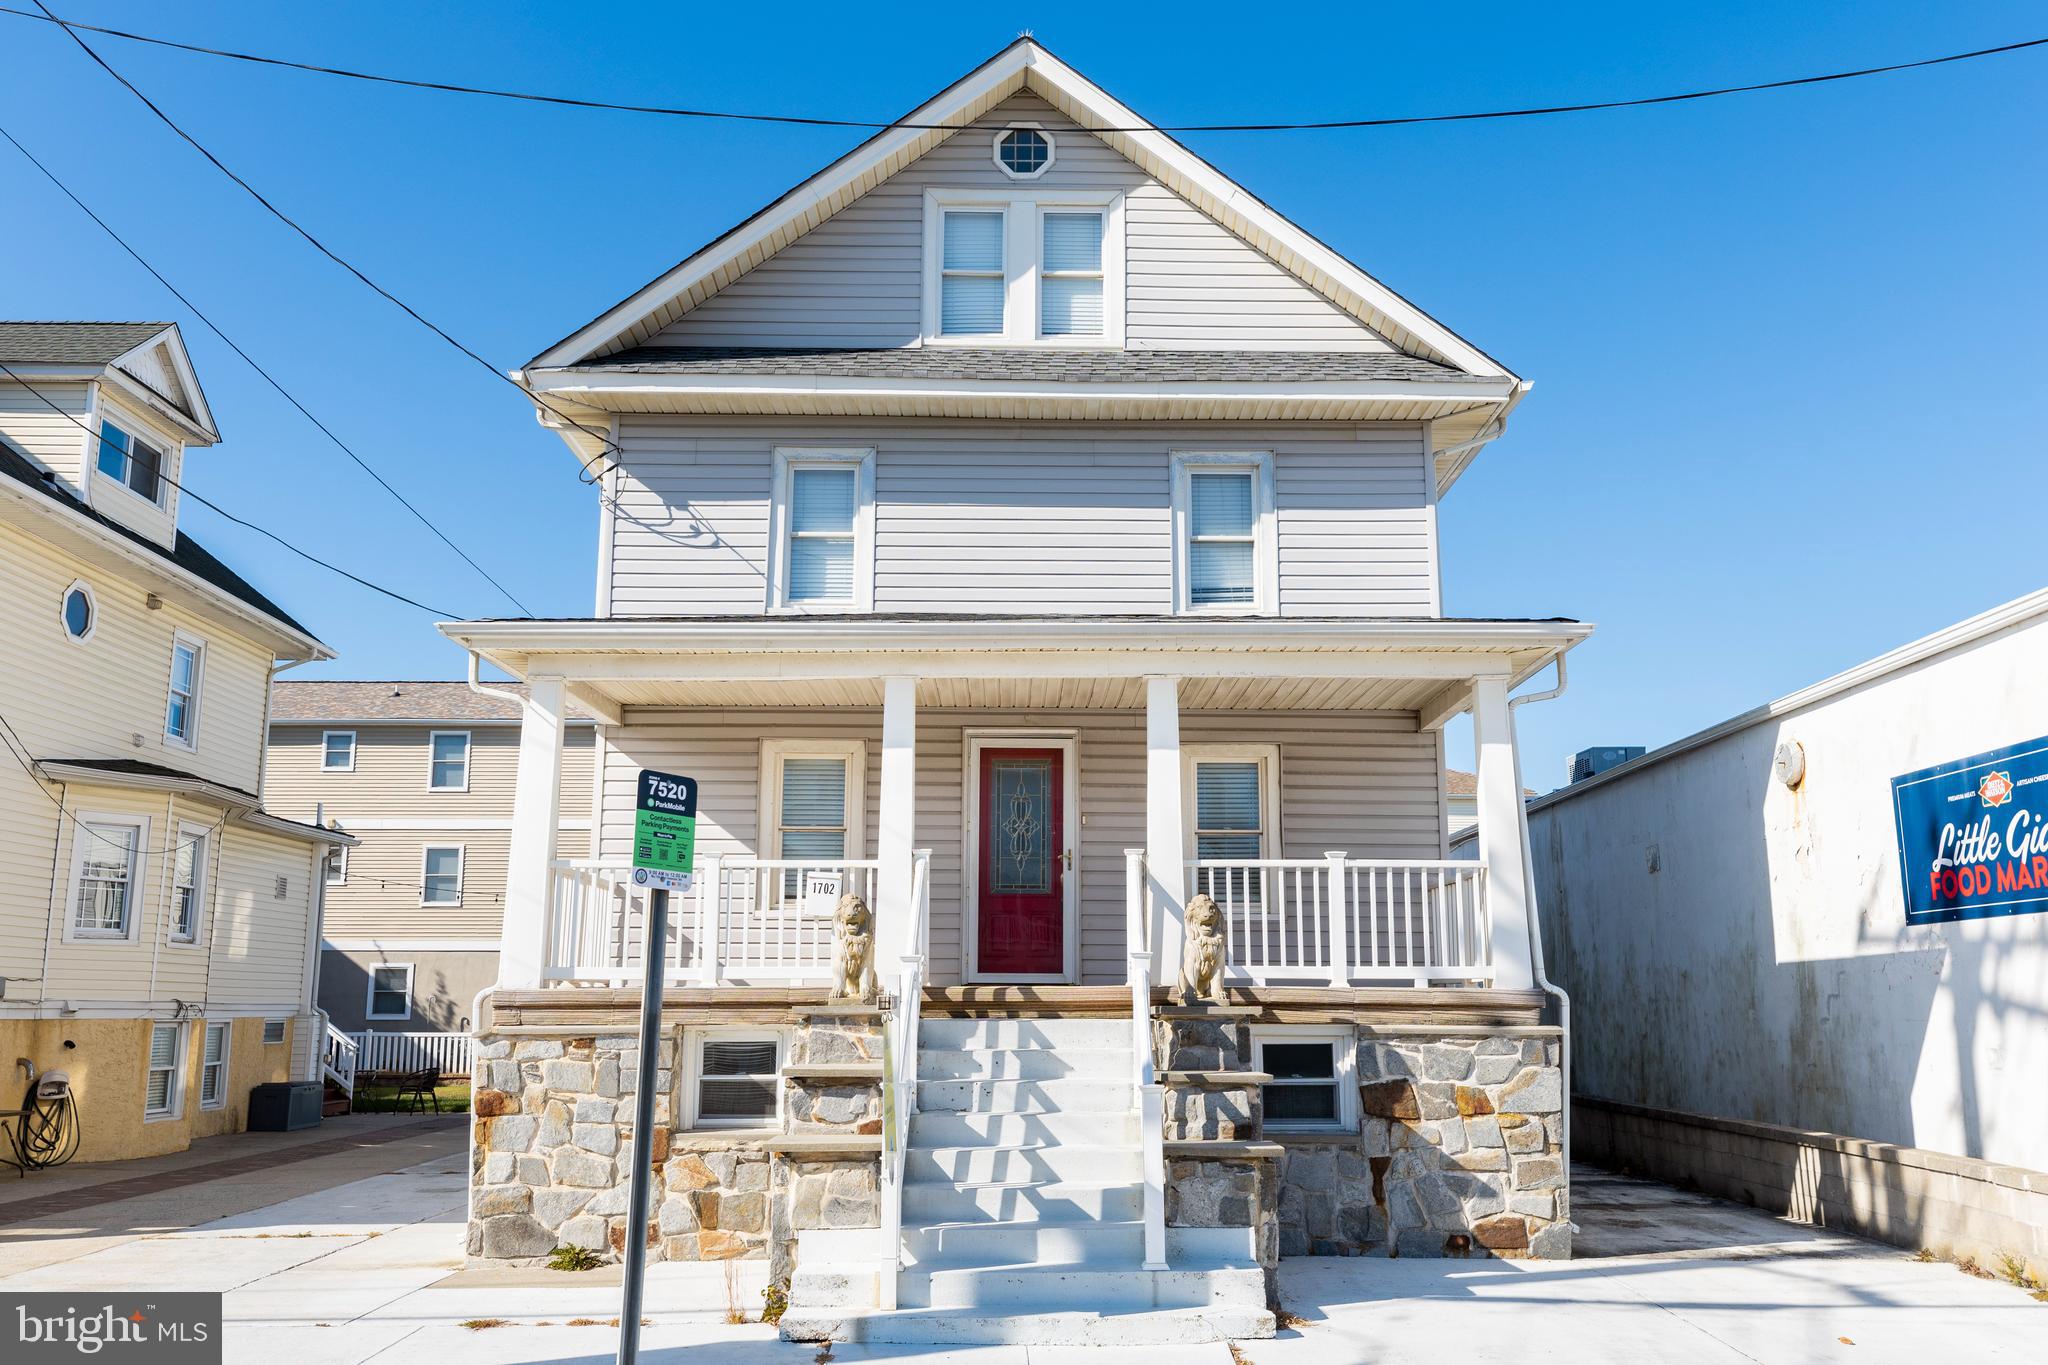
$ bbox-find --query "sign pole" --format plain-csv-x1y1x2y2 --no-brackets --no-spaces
617,885,666,1365
618,768,696,1365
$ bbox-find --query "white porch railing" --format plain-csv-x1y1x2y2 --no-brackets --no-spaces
322,1020,358,1098
348,1030,473,1077
1172,855,1492,987
1125,850,1168,1270
544,856,911,984
880,849,931,1310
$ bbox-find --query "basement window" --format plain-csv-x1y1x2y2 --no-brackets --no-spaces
1251,1026,1356,1133
687,1029,784,1130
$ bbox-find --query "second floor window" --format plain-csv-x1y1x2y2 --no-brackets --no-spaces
429,731,469,790
1173,453,1275,614
323,730,356,771
326,844,348,886
772,449,874,611
940,209,1005,336
170,829,205,944
73,820,140,938
422,846,464,905
166,636,203,746
96,420,167,504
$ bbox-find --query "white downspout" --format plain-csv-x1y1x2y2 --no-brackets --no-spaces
1505,654,1572,1189
466,648,524,707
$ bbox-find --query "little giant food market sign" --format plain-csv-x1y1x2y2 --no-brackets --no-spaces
632,770,697,892
1892,734,2048,925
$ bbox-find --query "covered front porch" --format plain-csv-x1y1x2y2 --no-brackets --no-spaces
442,616,1588,998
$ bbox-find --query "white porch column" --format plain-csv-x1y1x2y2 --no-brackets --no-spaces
876,675,919,970
1473,675,1536,990
1145,676,1187,988
501,675,567,989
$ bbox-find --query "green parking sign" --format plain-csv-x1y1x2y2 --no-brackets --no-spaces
632,769,697,892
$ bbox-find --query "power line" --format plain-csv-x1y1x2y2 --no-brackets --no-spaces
4,7,2042,132
0,119,535,611
0,707,226,858
0,361,461,617
24,1,621,483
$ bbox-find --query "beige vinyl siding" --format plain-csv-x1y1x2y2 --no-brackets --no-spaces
83,391,184,553
596,707,1441,986
0,378,93,493
202,825,317,1009
607,416,1434,617
264,723,597,824
319,825,589,941
649,91,1391,352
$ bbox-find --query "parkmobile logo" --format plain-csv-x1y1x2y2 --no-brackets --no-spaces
1979,770,2016,808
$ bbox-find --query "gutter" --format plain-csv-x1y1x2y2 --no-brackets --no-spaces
466,648,525,708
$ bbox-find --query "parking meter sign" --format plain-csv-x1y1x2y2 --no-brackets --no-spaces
632,770,697,893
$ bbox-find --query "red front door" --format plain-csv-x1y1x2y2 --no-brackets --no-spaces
977,747,1065,977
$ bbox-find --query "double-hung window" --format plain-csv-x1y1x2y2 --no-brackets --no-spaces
771,450,874,611
761,740,865,899
688,1029,784,1129
1040,211,1105,338
1186,745,1279,910
1173,453,1274,614
421,846,463,906
144,1022,183,1119
170,827,206,944
72,818,143,939
326,844,349,887
96,419,167,504
1251,1027,1356,1132
940,209,1006,336
199,1022,229,1108
367,963,413,1021
322,730,356,772
165,635,203,746
428,731,469,790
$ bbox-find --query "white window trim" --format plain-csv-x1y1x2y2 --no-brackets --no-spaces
322,729,357,773
758,739,868,862
59,579,97,645
365,962,415,1022
921,188,1125,347
167,821,210,948
326,844,349,887
164,631,205,751
681,1026,786,1132
93,414,177,511
765,448,876,613
419,844,465,908
63,811,150,944
1181,744,1283,864
427,730,471,792
991,122,1056,180
262,1018,288,1045
1251,1024,1357,1133
144,1021,185,1121
1171,451,1277,616
199,1020,230,1110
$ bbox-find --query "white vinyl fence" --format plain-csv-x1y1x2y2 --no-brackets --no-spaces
348,1030,473,1077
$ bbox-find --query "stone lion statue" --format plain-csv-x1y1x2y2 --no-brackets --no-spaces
830,892,879,1003
1176,892,1228,1006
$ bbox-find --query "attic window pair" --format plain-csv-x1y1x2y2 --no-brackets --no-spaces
926,180,1122,345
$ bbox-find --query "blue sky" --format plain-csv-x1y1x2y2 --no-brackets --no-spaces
3,3,2042,788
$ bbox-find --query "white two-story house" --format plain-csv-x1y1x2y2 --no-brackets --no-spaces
443,41,1587,1346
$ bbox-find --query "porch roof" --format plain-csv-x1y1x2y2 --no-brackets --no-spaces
439,614,1591,725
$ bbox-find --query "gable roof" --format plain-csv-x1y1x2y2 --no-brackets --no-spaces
0,321,170,364
0,321,217,441
527,40,1512,380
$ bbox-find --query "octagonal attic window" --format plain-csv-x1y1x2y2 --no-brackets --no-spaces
62,581,95,642
994,127,1052,179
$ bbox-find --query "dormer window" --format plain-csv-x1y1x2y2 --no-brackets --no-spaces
95,420,167,505
923,191,1123,346
994,126,1053,179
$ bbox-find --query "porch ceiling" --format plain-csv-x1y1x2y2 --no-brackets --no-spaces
589,673,1462,712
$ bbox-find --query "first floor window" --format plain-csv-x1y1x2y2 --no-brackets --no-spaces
1188,748,1276,909
166,636,203,745
73,820,141,937
170,828,205,944
763,740,864,899
323,730,356,771
262,1018,287,1045
367,964,412,1020
145,1022,182,1118
690,1030,783,1129
200,1022,229,1108
421,846,463,905
1252,1028,1355,1132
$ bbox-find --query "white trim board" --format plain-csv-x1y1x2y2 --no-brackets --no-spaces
961,731,1081,984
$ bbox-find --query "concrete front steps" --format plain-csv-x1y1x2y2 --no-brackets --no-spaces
783,1014,1273,1345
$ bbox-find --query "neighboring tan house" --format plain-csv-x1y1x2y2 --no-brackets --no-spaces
0,322,351,1164
264,681,596,1033
441,42,1589,1345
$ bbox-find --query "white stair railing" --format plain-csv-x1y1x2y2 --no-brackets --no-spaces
1126,848,1168,1271
322,1020,358,1098
881,849,932,1309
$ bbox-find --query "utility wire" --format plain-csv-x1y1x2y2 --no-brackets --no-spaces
0,361,461,617
4,7,2042,131
0,118,535,611
24,1,621,484
0,706,226,858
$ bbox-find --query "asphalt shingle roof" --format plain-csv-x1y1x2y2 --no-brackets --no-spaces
574,346,1469,383
269,680,596,723
0,439,315,639
0,322,170,364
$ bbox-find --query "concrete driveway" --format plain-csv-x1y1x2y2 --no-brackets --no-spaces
1,1130,2040,1364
